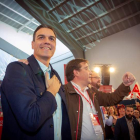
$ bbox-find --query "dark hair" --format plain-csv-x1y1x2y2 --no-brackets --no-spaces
65,58,88,82
117,104,125,116
33,25,56,41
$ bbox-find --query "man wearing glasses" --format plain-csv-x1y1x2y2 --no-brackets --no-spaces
90,71,101,90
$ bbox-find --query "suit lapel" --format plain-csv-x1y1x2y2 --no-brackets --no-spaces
27,55,67,104
27,55,46,89
50,64,67,104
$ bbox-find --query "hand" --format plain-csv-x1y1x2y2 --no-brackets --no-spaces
45,72,61,96
18,59,29,65
123,72,136,86
113,118,117,125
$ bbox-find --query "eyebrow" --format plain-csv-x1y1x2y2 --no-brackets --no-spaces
37,34,45,38
37,34,56,39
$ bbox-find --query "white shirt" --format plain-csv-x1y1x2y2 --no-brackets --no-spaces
71,81,104,140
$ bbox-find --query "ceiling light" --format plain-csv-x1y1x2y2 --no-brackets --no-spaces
109,67,115,73
94,67,101,73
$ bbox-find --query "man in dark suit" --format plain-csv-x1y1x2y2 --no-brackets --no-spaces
1,25,71,140
114,105,140,140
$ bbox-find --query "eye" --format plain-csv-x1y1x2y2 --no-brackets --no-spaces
38,36,44,39
49,36,55,41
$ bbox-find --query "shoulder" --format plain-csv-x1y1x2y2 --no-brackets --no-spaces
7,61,27,71
117,116,125,123
133,118,139,124
5,61,31,77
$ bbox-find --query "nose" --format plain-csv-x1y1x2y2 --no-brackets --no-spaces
44,37,50,44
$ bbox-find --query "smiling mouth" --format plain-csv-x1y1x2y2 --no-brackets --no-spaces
41,47,51,50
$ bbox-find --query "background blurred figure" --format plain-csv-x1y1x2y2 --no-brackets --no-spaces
90,71,101,90
133,109,140,124
105,106,117,140
114,105,140,140
117,104,125,119
136,104,140,117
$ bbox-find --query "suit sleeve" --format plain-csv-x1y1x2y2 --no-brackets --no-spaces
95,83,130,106
1,62,57,132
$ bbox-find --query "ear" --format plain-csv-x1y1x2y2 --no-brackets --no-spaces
73,69,80,78
32,41,34,50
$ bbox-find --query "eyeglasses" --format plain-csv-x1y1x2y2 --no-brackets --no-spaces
134,112,139,114
91,77,101,79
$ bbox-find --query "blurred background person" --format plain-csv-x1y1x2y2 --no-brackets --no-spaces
136,104,140,117
105,106,117,140
90,71,101,90
133,109,140,124
117,104,125,119
114,105,140,140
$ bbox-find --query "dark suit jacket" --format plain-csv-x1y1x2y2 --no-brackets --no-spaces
1,55,71,140
114,116,140,140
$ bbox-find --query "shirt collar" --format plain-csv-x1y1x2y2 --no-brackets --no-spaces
36,59,51,73
71,81,88,93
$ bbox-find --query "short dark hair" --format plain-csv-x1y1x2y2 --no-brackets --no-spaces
33,25,56,41
65,58,88,82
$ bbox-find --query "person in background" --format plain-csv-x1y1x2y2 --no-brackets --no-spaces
0,25,71,140
114,105,140,140
110,104,126,134
136,104,140,117
117,104,125,119
105,106,117,140
90,70,101,90
133,109,140,124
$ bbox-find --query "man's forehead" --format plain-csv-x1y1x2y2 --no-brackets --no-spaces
35,28,55,37
92,71,99,77
80,62,88,67
126,107,133,111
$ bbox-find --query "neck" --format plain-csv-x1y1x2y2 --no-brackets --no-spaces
34,55,50,67
72,80,87,92
119,114,124,118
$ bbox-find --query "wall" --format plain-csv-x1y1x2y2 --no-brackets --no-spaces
51,52,75,84
85,24,140,89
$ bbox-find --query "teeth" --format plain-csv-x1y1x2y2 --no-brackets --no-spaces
43,47,50,50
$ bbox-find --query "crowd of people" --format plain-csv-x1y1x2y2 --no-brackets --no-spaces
103,103,140,140
0,24,139,140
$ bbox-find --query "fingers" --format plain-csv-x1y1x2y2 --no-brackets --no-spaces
128,73,136,82
123,72,136,86
18,59,29,65
46,74,61,87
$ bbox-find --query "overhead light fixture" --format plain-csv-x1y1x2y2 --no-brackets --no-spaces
93,67,101,73
109,67,115,73
93,64,115,85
